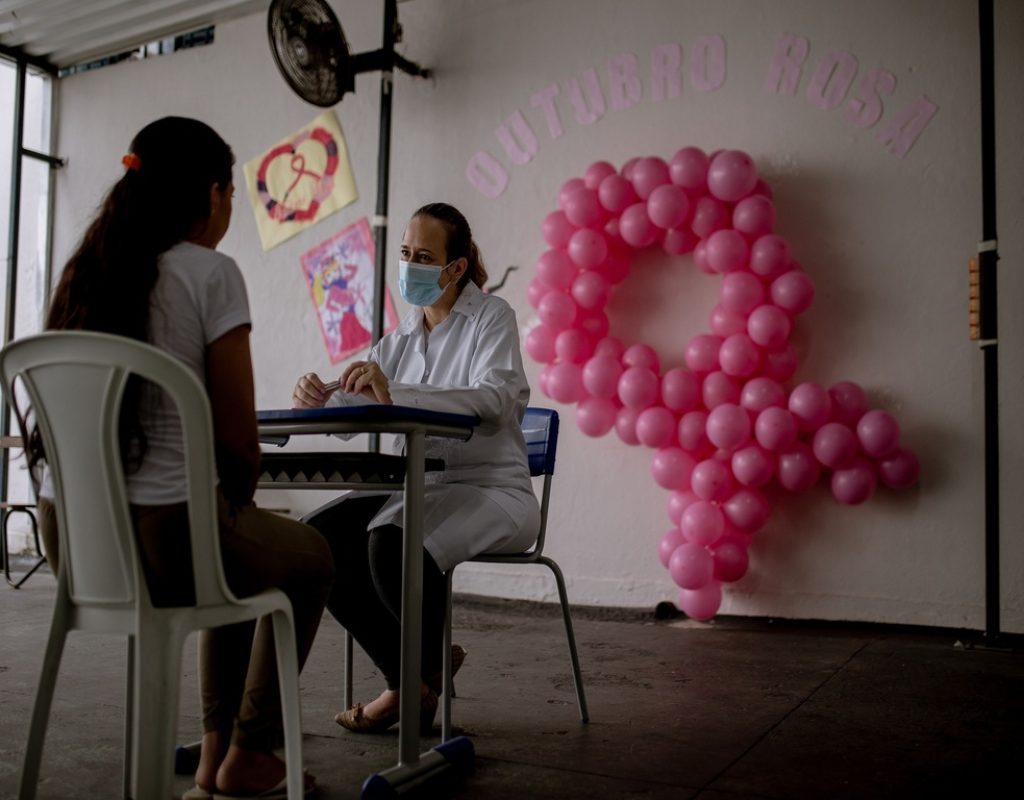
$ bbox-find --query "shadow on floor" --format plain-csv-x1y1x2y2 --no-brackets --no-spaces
1,562,1021,799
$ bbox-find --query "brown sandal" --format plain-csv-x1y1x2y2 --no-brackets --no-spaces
335,689,439,735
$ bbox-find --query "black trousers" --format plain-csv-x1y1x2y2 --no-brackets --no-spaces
307,494,447,690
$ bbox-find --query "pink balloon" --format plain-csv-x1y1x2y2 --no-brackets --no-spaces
667,489,700,525
709,304,748,338
712,537,750,582
575,396,618,437
595,249,630,284
525,324,557,363
856,409,901,459
555,328,595,364
831,457,878,505
658,528,686,569
557,178,586,210
651,447,697,490
630,156,671,200
761,342,799,383
527,277,552,310
788,383,833,432
752,178,773,199
690,196,729,239
647,184,690,229
877,447,920,490
615,406,641,445
719,334,762,378
702,371,740,409
754,406,799,452
637,406,678,448
668,543,714,590
707,150,758,202
581,354,622,398
584,160,617,190
619,202,659,248
812,422,860,470
706,403,752,452
740,377,786,413
567,228,608,270
770,270,815,315
622,343,661,372
620,157,642,179
536,250,577,290
777,442,821,491
574,308,610,341
691,458,734,502
669,146,709,192
678,580,722,620
537,364,554,397
593,336,625,360
684,334,723,374
597,173,639,214
828,381,868,427
747,305,792,350
749,234,792,279
618,366,660,410
681,501,725,546
693,239,714,274
704,229,750,274
564,187,605,229
732,195,775,239
537,290,577,331
731,445,776,488
678,411,712,456
545,362,585,404
542,210,575,249
661,368,700,413
571,270,611,310
662,227,700,255
723,488,770,533
720,272,766,316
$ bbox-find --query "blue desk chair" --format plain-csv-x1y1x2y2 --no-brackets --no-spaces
440,407,589,740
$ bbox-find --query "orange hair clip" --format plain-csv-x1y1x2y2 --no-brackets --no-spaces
121,153,141,172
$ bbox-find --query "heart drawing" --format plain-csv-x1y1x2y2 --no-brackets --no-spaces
524,148,921,620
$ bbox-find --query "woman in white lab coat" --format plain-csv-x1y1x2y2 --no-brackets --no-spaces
292,202,540,733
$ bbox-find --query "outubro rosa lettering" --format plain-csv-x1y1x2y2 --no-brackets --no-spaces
467,32,939,199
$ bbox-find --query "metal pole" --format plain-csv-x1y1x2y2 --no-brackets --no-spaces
369,0,398,453
977,0,1000,643
1,59,27,519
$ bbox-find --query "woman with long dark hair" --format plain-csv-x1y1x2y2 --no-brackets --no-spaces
293,202,539,734
40,116,333,799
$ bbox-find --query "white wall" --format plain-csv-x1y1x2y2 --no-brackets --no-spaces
49,0,1024,631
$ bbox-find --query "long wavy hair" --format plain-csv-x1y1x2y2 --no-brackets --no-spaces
36,117,234,470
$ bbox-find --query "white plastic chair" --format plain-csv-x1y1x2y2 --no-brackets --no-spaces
0,331,305,800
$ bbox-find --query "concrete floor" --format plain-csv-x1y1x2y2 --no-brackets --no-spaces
1,559,1022,800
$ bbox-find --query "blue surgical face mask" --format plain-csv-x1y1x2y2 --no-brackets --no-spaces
398,259,453,307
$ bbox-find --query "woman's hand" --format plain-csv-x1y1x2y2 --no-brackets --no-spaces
342,360,392,405
292,372,336,408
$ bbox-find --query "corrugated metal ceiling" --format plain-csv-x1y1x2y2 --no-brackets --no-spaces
0,0,268,70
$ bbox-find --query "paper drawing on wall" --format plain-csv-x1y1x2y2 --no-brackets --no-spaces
301,218,397,363
525,148,921,621
243,110,357,251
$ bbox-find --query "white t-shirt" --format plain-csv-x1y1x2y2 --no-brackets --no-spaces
41,241,251,504
128,242,252,504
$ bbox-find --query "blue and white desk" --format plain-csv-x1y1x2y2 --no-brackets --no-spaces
256,405,478,794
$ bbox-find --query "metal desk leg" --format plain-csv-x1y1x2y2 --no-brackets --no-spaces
362,428,474,798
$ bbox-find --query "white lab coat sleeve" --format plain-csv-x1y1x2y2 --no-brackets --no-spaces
387,304,528,429
323,340,385,439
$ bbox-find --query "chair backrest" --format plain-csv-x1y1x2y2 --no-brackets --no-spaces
521,407,558,553
0,331,231,610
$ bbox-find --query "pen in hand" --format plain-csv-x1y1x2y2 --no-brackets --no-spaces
322,379,341,394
